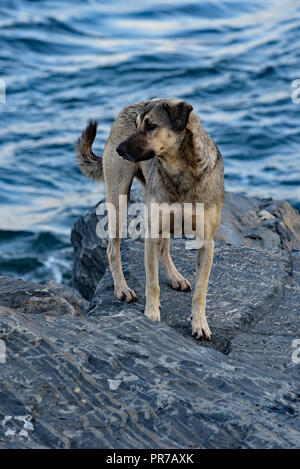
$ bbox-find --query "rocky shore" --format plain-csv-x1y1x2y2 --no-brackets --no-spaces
0,190,299,448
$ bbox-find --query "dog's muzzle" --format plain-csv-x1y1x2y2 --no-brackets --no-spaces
116,143,134,162
116,143,155,162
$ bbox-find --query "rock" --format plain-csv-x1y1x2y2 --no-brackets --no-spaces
89,238,298,371
71,207,107,301
227,251,300,379
0,189,299,448
217,192,300,250
71,189,300,300
0,277,88,316
258,209,275,220
42,280,89,315
0,282,299,448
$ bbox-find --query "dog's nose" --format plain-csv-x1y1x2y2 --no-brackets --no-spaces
116,143,126,157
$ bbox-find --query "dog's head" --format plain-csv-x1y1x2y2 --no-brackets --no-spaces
116,99,193,162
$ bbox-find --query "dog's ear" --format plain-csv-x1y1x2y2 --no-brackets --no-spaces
163,101,193,131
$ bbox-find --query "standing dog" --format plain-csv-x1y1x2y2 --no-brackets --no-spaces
76,98,224,340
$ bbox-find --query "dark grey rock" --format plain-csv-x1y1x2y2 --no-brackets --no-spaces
71,207,108,301
89,239,299,377
0,191,299,449
71,189,300,301
0,299,299,449
227,251,300,379
217,192,300,250
0,277,88,316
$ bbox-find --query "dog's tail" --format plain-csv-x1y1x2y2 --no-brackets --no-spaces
75,120,103,181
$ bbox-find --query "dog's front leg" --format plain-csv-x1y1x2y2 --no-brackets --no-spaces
144,237,161,322
191,239,214,340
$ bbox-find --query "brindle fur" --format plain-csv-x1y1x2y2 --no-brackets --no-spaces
76,98,224,340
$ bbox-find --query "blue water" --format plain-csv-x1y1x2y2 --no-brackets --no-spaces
0,0,300,284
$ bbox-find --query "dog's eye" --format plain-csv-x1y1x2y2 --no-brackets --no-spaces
145,121,157,131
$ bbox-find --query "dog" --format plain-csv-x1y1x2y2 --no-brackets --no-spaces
76,98,224,340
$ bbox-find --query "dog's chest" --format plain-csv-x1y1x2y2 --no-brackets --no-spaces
160,171,208,204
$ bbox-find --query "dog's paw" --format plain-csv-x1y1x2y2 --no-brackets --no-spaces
144,307,161,322
168,275,191,292
115,286,137,303
191,316,212,341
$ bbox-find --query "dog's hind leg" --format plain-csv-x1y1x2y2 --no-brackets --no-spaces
105,164,137,303
160,238,191,291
